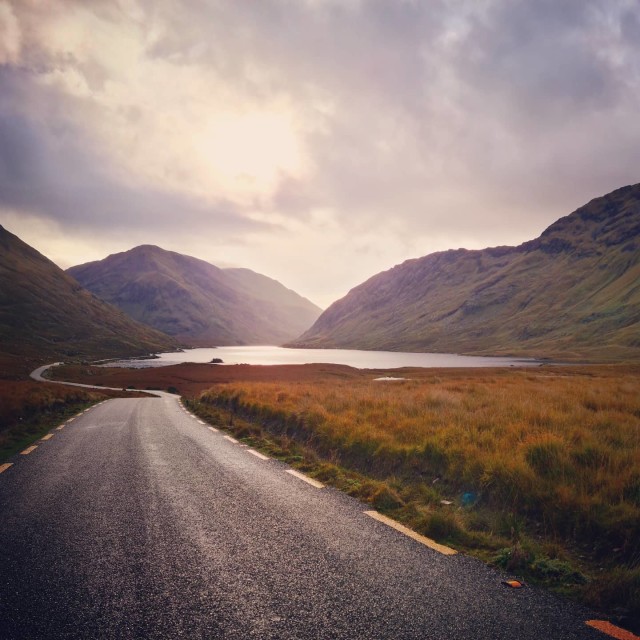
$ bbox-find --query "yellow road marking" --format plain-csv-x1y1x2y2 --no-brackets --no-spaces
223,435,239,444
208,426,219,433
587,620,640,640
40,434,54,441
0,463,13,474
247,449,269,461
286,469,324,489
56,425,64,430
364,511,457,555
20,446,37,455
198,420,206,425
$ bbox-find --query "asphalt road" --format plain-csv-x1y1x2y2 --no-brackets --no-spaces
0,377,608,639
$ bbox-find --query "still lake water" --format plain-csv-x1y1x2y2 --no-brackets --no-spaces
105,346,539,369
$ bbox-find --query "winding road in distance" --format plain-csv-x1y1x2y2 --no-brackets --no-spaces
0,365,615,639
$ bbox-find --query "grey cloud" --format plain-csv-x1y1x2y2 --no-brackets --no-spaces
2,0,639,269
451,0,632,122
0,69,270,236
160,0,640,231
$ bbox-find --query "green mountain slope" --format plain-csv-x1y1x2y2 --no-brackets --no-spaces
291,184,640,361
67,246,322,347
0,226,177,370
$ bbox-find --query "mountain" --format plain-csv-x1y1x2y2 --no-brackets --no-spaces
291,184,640,361
67,246,322,347
0,225,177,372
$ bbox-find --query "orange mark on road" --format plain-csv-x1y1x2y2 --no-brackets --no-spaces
41,434,54,441
502,580,525,588
587,621,640,640
0,463,13,474
20,446,37,455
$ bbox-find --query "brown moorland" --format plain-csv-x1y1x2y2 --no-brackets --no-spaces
48,361,640,626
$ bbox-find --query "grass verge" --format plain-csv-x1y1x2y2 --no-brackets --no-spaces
0,380,139,462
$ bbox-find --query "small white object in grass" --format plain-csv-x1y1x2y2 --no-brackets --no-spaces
373,376,408,382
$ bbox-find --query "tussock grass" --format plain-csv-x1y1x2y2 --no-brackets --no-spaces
192,366,640,622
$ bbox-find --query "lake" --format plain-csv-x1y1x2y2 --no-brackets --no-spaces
103,346,540,369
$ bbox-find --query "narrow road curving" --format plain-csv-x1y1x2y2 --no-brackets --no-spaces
0,365,611,638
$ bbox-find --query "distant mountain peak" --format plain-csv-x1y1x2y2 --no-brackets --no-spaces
68,246,322,347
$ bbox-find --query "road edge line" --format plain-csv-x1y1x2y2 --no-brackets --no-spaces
247,449,269,461
286,469,324,489
20,445,38,455
364,510,457,556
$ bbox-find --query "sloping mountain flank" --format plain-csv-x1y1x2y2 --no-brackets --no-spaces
291,183,640,361
0,225,177,371
67,246,322,347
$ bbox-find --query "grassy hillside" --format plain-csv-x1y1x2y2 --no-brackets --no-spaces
292,184,640,361
0,226,177,376
68,246,321,347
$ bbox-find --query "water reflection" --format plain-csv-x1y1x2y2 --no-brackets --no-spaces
103,345,539,369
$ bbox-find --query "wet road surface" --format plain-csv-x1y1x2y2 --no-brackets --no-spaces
0,392,607,639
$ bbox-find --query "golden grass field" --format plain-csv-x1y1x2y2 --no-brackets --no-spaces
206,367,639,536
191,364,640,621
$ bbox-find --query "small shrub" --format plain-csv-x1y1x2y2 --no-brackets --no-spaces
370,485,404,511
421,509,467,543
530,557,587,584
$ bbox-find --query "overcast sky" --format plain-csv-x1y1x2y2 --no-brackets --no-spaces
1,0,639,308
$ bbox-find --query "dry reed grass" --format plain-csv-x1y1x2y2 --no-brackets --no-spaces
196,366,640,620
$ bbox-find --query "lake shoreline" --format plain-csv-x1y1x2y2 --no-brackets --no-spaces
98,345,543,370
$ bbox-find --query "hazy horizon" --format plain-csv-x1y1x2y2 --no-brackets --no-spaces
1,0,639,307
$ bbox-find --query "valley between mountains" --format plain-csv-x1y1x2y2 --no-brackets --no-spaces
1,183,639,635
2,182,639,367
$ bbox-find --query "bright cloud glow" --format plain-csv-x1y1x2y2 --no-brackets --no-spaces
195,109,306,201
1,0,639,308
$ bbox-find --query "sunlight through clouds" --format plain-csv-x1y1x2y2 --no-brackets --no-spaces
195,108,307,202
0,0,638,307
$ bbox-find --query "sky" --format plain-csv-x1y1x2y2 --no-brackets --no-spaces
0,0,639,308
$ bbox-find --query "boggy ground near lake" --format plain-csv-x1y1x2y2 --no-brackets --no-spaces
50,362,640,628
